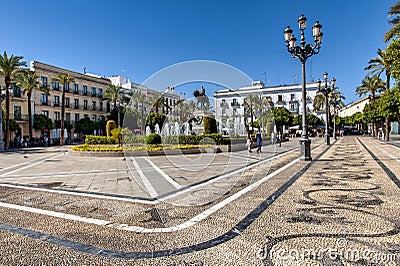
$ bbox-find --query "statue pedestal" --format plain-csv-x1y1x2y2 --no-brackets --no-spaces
192,111,214,135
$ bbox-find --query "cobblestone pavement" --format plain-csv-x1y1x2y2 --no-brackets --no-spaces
0,136,399,265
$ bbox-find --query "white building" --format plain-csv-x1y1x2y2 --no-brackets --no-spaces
214,81,320,135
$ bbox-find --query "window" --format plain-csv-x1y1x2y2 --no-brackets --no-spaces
65,98,70,108
98,88,103,97
74,99,79,109
54,96,60,107
14,106,22,120
83,100,88,110
106,102,111,112
278,95,283,102
64,83,69,92
73,84,79,94
41,76,48,88
99,101,103,111
53,81,59,90
92,115,97,121
65,113,71,122
84,114,89,119
92,101,96,111
13,86,21,97
91,87,96,97
74,113,80,123
83,85,87,96
54,111,60,121
42,110,49,117
41,94,48,105
290,94,295,101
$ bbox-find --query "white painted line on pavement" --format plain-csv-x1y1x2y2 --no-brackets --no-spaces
0,153,302,234
0,152,64,176
0,153,64,177
143,157,182,189
130,158,158,198
0,202,110,226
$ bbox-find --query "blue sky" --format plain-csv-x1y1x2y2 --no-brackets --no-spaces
2,0,393,104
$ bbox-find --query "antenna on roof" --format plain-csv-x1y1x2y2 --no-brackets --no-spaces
83,65,87,74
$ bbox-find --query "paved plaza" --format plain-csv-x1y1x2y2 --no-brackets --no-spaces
0,136,399,265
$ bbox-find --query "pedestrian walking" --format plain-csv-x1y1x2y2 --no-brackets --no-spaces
246,132,253,153
271,132,277,148
256,129,262,153
277,131,282,147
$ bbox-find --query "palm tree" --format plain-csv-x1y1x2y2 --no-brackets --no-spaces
132,92,148,134
52,73,74,145
356,75,385,101
15,70,49,140
365,49,391,91
365,48,393,141
102,84,125,127
330,88,346,138
313,93,326,112
0,51,26,149
356,75,386,137
384,1,400,42
242,95,260,132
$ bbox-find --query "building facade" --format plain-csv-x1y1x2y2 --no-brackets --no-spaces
213,81,319,135
26,61,111,139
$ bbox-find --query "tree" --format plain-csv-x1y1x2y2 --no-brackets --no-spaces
75,117,96,135
33,114,53,131
312,93,326,112
0,51,26,149
272,107,294,131
378,89,399,140
365,48,392,92
145,112,166,132
293,114,322,127
242,95,261,132
356,75,385,101
15,70,49,140
386,39,400,80
384,1,400,42
102,84,126,127
52,73,74,145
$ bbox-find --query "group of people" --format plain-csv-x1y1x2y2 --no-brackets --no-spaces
246,130,282,153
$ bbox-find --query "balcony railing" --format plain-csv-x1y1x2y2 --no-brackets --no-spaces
231,102,241,108
73,90,79,94
65,104,70,108
91,93,97,97
82,92,88,96
220,102,229,108
83,106,88,110
92,107,96,111
13,114,29,121
74,105,80,109
54,103,60,107
53,86,59,91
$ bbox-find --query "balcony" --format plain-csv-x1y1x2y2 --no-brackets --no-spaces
53,86,59,91
220,102,229,108
82,92,88,96
231,102,241,108
13,114,29,121
41,102,48,106
91,93,97,97
97,93,103,98
276,100,286,105
65,104,70,108
83,106,88,110
54,103,60,107
74,105,80,109
73,90,79,94
92,107,96,111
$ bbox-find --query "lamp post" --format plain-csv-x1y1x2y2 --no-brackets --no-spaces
0,88,4,152
284,14,323,161
317,72,336,145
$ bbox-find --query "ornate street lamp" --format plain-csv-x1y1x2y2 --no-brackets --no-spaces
284,14,323,161
317,72,336,145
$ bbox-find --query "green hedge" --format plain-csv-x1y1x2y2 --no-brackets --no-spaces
85,135,115,144
163,134,229,145
146,133,162,144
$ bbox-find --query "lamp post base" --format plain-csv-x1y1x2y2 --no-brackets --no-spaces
299,138,312,161
325,134,330,145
